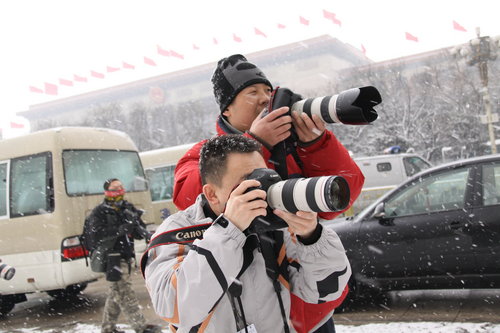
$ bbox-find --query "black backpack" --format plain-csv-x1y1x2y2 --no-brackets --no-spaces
80,214,96,253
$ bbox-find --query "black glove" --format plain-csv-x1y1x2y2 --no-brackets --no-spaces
118,222,135,235
123,209,138,224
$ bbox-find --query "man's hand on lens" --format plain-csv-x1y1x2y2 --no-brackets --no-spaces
249,107,292,147
273,210,318,239
291,111,325,143
223,179,268,232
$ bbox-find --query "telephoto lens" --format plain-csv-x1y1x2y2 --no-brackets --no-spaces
266,175,350,213
290,86,381,124
0,262,16,281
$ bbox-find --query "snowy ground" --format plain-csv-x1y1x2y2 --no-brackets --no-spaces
3,322,500,333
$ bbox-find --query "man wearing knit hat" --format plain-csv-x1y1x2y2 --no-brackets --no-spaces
172,54,364,332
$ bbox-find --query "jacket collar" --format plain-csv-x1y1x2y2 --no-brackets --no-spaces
216,115,243,135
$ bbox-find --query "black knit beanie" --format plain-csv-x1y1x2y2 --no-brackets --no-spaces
211,54,273,112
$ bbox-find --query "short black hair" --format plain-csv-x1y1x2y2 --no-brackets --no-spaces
103,178,120,190
199,135,261,186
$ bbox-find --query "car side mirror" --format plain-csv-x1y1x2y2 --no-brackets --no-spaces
371,202,386,219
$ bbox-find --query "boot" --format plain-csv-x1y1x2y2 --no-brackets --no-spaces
142,324,163,333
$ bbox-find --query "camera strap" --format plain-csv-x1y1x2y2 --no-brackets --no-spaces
257,231,291,333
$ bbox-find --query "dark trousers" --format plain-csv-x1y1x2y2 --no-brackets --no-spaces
313,318,335,333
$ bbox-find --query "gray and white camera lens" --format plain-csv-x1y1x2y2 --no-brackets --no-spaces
0,263,15,281
290,86,380,125
266,176,350,213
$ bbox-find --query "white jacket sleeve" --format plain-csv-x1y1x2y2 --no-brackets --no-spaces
144,218,247,328
285,225,351,304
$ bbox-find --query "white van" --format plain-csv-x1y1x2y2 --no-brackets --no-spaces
345,153,432,216
0,127,153,315
140,143,194,224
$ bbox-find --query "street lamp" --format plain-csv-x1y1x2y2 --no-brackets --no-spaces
454,28,499,154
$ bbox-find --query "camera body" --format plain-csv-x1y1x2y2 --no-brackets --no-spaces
0,260,15,281
245,168,350,233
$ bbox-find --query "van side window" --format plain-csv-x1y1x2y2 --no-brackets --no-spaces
404,156,431,177
10,152,53,217
145,165,175,202
377,162,392,172
0,162,7,217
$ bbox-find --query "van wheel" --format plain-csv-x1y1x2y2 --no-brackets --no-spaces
47,283,88,299
0,297,15,316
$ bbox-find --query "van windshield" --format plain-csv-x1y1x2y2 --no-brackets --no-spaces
63,150,147,195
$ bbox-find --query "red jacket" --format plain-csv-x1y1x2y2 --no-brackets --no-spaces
173,116,364,220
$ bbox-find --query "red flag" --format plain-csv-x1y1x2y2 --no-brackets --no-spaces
144,56,157,66
213,37,218,45
233,33,242,42
170,50,184,59
323,10,341,26
157,45,171,57
193,44,200,50
29,86,44,93
91,70,105,79
44,82,58,95
361,44,366,55
405,32,419,42
10,121,25,129
73,74,87,82
59,78,73,86
299,16,309,26
254,27,267,38
122,62,135,69
107,66,120,73
453,20,467,32
277,23,286,29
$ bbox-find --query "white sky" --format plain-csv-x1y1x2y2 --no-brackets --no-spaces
0,0,499,137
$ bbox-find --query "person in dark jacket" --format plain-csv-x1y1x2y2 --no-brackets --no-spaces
173,54,365,333
87,178,161,333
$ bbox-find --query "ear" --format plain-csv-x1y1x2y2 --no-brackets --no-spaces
222,108,230,118
202,183,220,206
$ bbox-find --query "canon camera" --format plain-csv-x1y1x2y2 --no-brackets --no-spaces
269,86,381,125
245,168,350,233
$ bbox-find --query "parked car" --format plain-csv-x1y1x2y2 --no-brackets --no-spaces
323,154,500,307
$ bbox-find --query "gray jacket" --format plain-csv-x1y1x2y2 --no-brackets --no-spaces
144,195,351,333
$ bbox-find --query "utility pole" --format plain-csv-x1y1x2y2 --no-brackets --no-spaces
466,27,498,154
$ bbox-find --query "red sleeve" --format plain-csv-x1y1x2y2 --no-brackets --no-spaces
297,130,364,220
172,141,205,210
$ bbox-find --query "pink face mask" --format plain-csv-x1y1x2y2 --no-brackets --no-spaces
104,188,126,198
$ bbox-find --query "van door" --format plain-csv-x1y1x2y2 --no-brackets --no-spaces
0,162,7,217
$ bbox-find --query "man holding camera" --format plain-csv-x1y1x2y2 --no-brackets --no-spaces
86,178,160,333
173,53,363,221
144,135,351,332
173,54,364,332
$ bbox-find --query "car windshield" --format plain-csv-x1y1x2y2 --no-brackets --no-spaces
403,156,432,177
63,150,146,195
